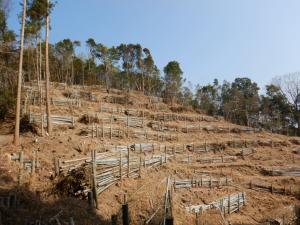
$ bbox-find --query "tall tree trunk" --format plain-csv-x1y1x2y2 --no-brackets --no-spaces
39,34,42,81
14,0,27,146
45,0,52,135
142,72,145,94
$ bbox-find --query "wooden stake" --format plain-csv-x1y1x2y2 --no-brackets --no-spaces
91,150,99,209
127,146,130,178
120,147,123,181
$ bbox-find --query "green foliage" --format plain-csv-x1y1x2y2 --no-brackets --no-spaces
195,81,220,115
163,61,183,103
222,78,260,125
0,88,15,120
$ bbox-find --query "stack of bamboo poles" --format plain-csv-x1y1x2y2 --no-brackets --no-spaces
29,113,75,127
174,176,232,189
249,180,294,195
263,167,300,177
186,192,246,214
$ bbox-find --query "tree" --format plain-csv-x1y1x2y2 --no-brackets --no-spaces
273,73,300,135
14,0,26,145
181,86,194,108
221,77,260,126
163,61,183,104
55,39,80,84
44,0,51,134
260,84,291,133
195,79,220,115
90,42,119,91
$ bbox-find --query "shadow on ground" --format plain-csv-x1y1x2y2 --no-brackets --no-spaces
0,185,112,225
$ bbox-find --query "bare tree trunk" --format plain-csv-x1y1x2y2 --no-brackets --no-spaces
38,36,44,136
82,62,85,86
39,34,42,81
14,0,27,146
142,73,145,94
36,38,40,87
45,0,52,135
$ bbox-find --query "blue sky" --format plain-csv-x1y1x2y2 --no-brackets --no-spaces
7,0,300,92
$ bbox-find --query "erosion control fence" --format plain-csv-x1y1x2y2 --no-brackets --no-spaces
174,176,232,189
262,167,300,177
249,180,297,196
57,147,172,202
186,192,246,215
29,113,75,127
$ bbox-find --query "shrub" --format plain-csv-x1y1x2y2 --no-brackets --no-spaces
0,89,15,120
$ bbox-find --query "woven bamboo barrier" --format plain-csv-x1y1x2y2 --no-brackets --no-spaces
186,192,246,214
174,176,232,189
29,113,75,127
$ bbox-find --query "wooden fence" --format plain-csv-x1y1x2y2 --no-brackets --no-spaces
181,155,237,164
84,125,178,141
57,149,171,198
99,104,145,117
0,193,17,208
249,180,294,196
186,192,246,214
80,91,97,102
29,113,75,127
174,176,232,189
151,113,218,122
85,113,144,128
262,167,300,177
149,122,260,134
51,98,81,107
